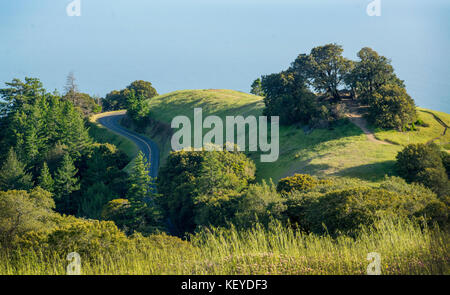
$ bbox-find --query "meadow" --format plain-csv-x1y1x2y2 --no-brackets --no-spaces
1,218,448,275
115,89,449,182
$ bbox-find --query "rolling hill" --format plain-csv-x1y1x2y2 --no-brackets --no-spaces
105,89,450,183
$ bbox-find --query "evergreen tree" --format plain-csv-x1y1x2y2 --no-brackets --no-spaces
38,162,54,192
54,153,80,212
127,151,154,203
0,148,33,191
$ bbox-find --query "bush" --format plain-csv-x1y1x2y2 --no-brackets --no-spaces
45,219,128,261
306,187,432,235
0,188,57,246
276,174,326,194
234,180,286,228
396,143,449,196
282,177,448,234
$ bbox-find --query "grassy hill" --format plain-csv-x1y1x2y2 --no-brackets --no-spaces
128,89,449,182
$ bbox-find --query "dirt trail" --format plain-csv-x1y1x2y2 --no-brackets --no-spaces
344,100,392,145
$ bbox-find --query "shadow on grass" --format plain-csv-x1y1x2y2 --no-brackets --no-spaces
334,160,397,182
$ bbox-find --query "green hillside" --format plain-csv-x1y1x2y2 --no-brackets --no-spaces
138,89,449,182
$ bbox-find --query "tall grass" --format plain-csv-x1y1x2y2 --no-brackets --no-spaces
1,218,448,275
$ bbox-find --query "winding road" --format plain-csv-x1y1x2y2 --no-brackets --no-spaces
97,111,160,178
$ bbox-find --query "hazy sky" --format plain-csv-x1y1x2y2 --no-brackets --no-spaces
1,0,449,112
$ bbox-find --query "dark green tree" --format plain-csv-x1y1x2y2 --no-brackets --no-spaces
103,80,158,111
350,47,405,102
53,153,80,212
127,151,154,203
125,90,149,122
0,148,33,191
305,43,353,101
261,71,318,125
250,78,264,96
367,83,417,130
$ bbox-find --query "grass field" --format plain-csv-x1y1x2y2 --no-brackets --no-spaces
373,108,450,148
1,218,448,275
138,89,449,182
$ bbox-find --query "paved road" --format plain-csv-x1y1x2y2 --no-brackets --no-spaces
97,111,160,178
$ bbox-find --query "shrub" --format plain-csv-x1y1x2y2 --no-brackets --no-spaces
234,180,286,228
45,219,128,261
0,188,56,246
306,188,416,235
396,143,449,196
283,177,448,235
276,174,326,194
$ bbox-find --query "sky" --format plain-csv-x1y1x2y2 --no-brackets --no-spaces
0,0,449,112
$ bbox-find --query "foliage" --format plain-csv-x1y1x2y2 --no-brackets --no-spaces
37,162,54,193
261,71,318,125
233,180,286,228
301,43,353,101
125,90,151,123
157,150,256,235
44,219,128,262
53,153,80,213
441,151,450,178
78,143,130,213
0,78,92,167
281,176,448,234
305,187,441,235
348,47,404,102
0,148,33,191
99,152,163,235
250,78,264,96
276,173,324,194
0,188,56,246
395,143,449,196
367,83,417,130
127,151,154,202
103,80,158,111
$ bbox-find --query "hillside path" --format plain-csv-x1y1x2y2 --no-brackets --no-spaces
343,99,392,145
96,111,160,178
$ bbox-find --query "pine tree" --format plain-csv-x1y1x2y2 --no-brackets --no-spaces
24,124,39,163
38,162,54,192
0,148,33,191
125,152,163,234
127,151,154,203
54,153,80,212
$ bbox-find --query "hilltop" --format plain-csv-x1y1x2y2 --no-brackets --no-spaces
114,89,449,182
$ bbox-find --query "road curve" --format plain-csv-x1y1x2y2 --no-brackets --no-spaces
97,111,160,179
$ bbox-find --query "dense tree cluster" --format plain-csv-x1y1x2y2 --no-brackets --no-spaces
0,78,161,235
157,148,448,236
157,149,256,235
103,80,158,111
255,44,417,130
